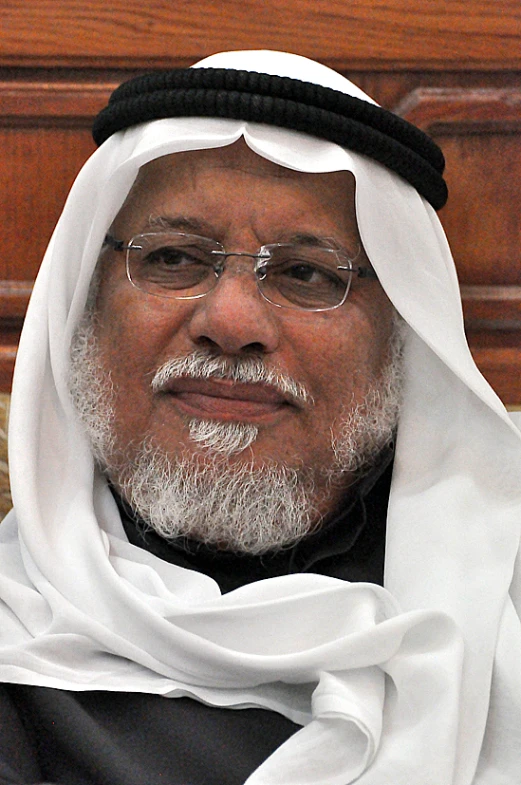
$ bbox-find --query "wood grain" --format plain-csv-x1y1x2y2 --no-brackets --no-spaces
0,393,11,520
0,83,113,282
1,0,521,69
396,87,521,131
0,82,116,124
469,346,521,402
397,85,521,386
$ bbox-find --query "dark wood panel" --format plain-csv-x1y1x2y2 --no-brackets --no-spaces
0,281,32,321
440,133,521,286
0,83,112,390
396,87,521,129
469,346,521,403
0,81,115,123
464,286,521,404
0,282,31,395
0,348,17,396
1,126,95,280
462,286,521,330
396,86,521,397
0,83,114,282
1,0,521,70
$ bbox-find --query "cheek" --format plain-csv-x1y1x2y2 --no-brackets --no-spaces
294,299,393,408
93,279,205,442
95,277,179,375
94,292,161,429
97,308,149,381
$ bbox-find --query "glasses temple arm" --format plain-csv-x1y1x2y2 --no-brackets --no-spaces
104,234,125,252
338,264,378,279
356,266,378,279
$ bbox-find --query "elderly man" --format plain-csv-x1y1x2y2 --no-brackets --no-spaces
0,50,520,785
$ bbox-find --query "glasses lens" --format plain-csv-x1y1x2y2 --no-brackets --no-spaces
127,233,220,298
259,245,352,310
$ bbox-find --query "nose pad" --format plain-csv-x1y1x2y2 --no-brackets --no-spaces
212,252,267,282
209,253,272,305
187,254,280,354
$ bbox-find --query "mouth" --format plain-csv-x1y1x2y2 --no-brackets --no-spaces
158,377,297,422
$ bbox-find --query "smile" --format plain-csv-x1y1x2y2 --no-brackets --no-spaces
160,378,295,422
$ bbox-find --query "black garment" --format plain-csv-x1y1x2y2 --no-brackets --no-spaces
0,456,392,785
0,687,298,785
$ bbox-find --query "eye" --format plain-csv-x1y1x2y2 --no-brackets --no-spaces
143,245,206,267
281,261,341,287
133,242,213,290
263,254,348,310
277,261,342,288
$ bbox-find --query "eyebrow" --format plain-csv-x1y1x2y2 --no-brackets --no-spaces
289,233,337,247
140,217,358,256
144,215,214,236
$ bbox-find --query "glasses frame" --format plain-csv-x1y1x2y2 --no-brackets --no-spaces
104,231,378,312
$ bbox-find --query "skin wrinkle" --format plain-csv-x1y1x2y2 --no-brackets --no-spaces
69,140,404,553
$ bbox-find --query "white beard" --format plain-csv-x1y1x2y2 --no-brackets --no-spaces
113,442,319,554
69,314,405,554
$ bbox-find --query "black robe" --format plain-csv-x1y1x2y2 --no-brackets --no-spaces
0,455,391,785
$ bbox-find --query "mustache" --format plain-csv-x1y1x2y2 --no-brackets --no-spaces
151,351,313,406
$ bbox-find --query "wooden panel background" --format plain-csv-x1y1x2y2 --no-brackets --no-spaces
1,0,521,402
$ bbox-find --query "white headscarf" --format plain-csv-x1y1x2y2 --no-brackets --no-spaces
1,50,520,785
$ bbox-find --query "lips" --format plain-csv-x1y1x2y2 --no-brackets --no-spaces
159,377,294,421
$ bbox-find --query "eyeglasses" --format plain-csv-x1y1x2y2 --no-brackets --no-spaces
104,231,377,312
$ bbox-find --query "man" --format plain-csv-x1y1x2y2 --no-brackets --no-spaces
0,49,520,785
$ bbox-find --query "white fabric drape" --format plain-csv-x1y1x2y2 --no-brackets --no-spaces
0,50,520,784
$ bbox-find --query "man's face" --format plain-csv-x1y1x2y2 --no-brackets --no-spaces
92,140,395,524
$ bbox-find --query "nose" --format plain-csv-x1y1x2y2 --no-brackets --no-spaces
187,255,281,355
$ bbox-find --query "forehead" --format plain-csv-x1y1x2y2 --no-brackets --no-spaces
111,140,357,238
